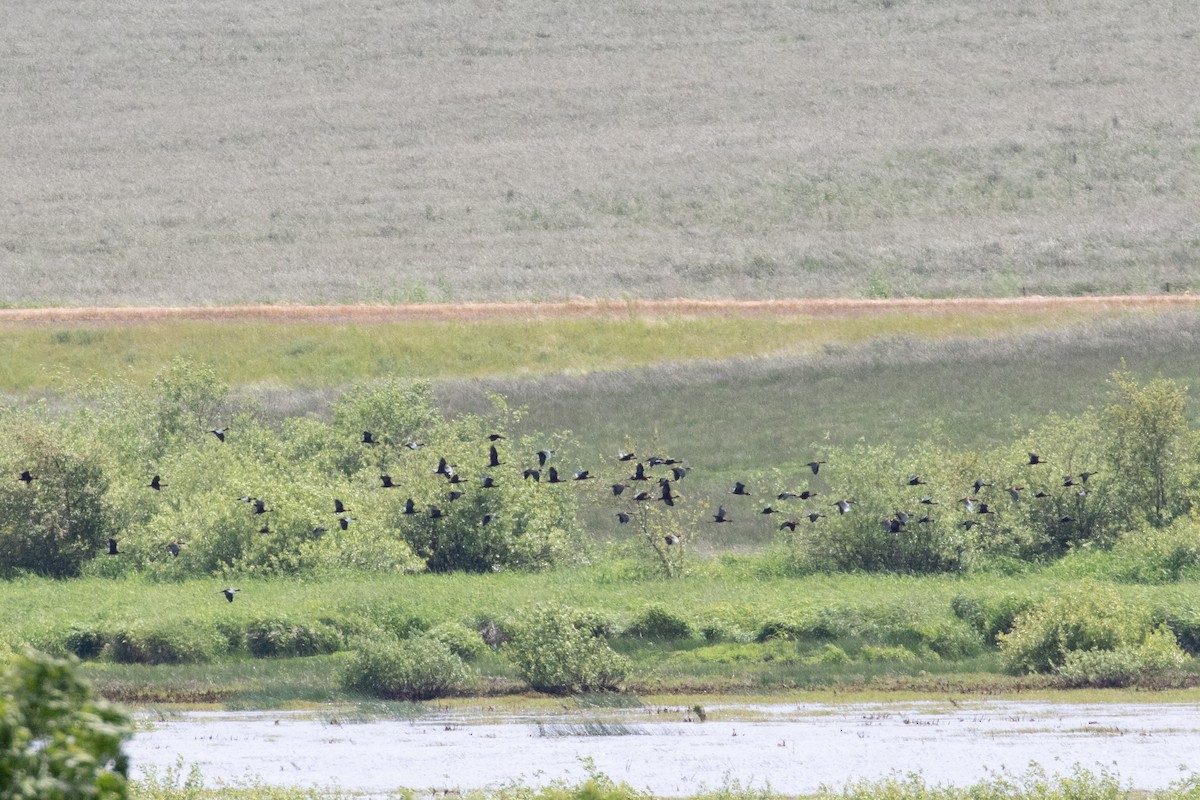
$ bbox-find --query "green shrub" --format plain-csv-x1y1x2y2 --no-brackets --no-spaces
953,592,1038,645
340,636,474,700
1,650,132,800
809,643,851,665
425,622,487,661
1109,519,1200,583
998,583,1151,674
109,623,226,665
63,626,108,661
506,608,628,694
623,604,693,640
244,617,343,658
860,645,920,663
1056,624,1189,688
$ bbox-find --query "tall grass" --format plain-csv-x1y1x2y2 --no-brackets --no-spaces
0,307,1098,392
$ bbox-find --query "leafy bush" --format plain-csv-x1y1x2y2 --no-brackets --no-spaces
425,622,487,661
506,608,628,694
952,591,1037,645
1,650,131,799
860,644,920,663
623,604,694,640
244,617,343,658
1056,624,1189,688
998,583,1152,674
339,635,474,700
109,623,227,665
0,422,113,579
1108,518,1200,583
63,626,108,661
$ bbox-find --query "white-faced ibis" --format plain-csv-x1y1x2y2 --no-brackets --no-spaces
1079,471,1099,483
333,499,350,514
807,460,826,475
663,534,680,546
481,475,499,488
973,478,992,493
523,468,540,482
338,515,353,530
573,469,594,481
18,470,32,484
547,467,565,484
731,482,751,496
1028,452,1049,465
616,511,632,524
920,497,937,505
671,466,688,481
107,538,120,555
806,512,826,523
380,475,396,488
611,483,628,496
779,519,798,531
168,541,182,557
713,505,731,523
537,449,554,467
221,587,239,602
1007,486,1024,502
430,505,444,520
252,499,270,515
907,475,926,486
630,463,648,481
209,428,227,442
148,475,166,491
488,446,502,468
617,450,636,462
760,506,779,515
362,431,379,445
487,433,506,442
402,498,416,515
834,499,855,514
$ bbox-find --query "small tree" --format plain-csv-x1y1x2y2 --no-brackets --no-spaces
1105,371,1194,527
0,650,131,799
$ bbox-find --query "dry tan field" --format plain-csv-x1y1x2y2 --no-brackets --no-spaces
3,0,1198,306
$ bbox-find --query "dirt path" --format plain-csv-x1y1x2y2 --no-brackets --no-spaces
1,295,1198,325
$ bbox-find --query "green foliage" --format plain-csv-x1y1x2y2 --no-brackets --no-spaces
109,623,228,665
951,591,1037,645
1108,516,1200,582
244,617,344,659
424,622,487,661
0,417,113,579
998,583,1154,674
1056,624,1189,688
623,604,694,640
506,607,628,694
1105,370,1196,528
0,650,131,800
339,635,474,700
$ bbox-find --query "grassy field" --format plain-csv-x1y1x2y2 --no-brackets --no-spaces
3,0,1199,304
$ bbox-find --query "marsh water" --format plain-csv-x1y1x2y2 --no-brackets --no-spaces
128,699,1200,795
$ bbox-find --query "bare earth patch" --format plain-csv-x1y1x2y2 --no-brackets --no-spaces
3,295,1199,326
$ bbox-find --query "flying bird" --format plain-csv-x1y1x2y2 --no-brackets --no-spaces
361,431,379,445
779,519,798,531
573,469,594,481
148,475,166,491
489,446,502,468
907,475,926,486
616,511,632,524
731,482,751,496
338,515,354,530
617,450,636,462
1027,452,1049,465
481,475,499,488
333,499,350,514
523,468,541,482
107,538,120,555
630,463,648,481
402,498,416,515
209,428,227,442
611,483,629,496
537,449,554,467
834,499,855,514
807,460,826,475
252,499,270,515
487,433,506,442
547,467,565,484
168,541,182,557
713,505,731,523
221,587,239,602
18,470,32,484
380,475,396,488
663,534,680,546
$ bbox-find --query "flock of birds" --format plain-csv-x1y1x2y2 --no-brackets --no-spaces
15,424,1097,601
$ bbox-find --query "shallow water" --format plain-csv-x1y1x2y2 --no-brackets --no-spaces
128,700,1200,795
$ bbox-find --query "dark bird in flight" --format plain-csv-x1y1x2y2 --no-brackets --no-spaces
659,480,677,506
1033,490,1052,499
617,450,636,462
430,505,444,520
446,473,465,485
537,449,554,467
1062,475,1076,487
630,463,648,481
671,466,688,481
1079,471,1099,483
1007,486,1024,502
221,587,239,602
523,468,540,482
402,498,416,515
807,460,826,475
148,475,166,491
573,469,594,481
209,428,227,442
338,515,354,530
779,519,798,531
713,505,731,523
487,433,506,442
806,512,826,523
404,440,425,451
633,491,653,502
960,519,981,530
489,446,502,468
1027,452,1049,465
780,489,819,501
834,499,855,514
482,513,496,525
258,524,270,534
616,511,632,524
731,482,751,496
663,534,680,546
481,475,499,488
333,499,350,514
547,467,565,484
18,470,32,485
107,538,120,555
760,506,779,515
252,499,270,515
882,517,904,534
919,497,937,505
168,541,182,557
448,490,464,502
434,457,452,476
907,475,926,486
380,475,396,488
362,431,379,445
611,483,629,496
973,478,992,493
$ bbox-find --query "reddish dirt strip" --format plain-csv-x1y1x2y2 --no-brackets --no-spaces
1,295,1198,326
